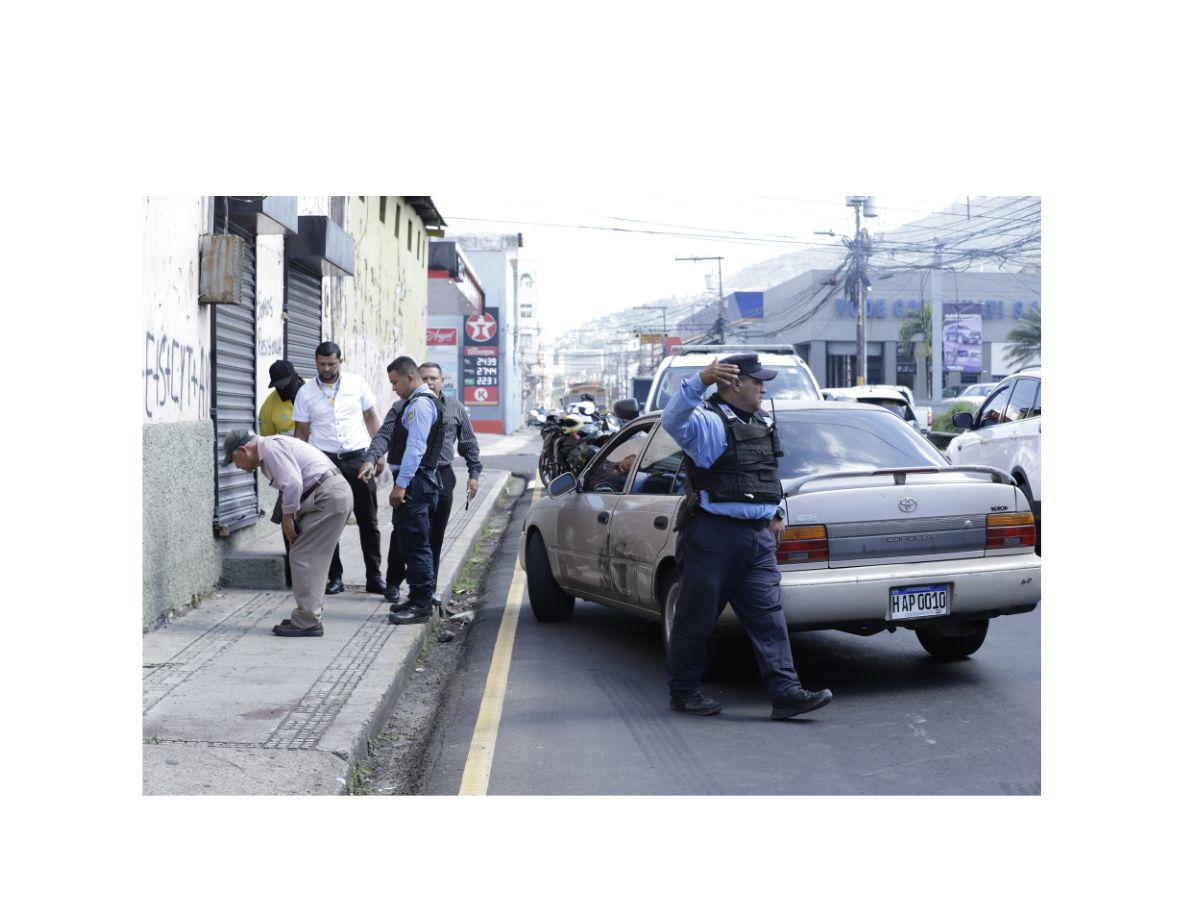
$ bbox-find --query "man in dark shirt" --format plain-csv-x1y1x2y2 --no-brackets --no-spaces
418,363,482,603
359,362,483,607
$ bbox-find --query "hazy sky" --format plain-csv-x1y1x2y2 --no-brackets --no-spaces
432,189,964,342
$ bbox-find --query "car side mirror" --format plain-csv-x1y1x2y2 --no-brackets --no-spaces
548,472,578,498
951,411,975,430
612,398,640,421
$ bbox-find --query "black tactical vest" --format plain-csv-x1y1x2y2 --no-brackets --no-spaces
682,396,784,505
388,391,446,471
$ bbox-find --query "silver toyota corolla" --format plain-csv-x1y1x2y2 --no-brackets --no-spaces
519,401,1040,659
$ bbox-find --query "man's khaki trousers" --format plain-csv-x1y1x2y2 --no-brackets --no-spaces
288,476,354,628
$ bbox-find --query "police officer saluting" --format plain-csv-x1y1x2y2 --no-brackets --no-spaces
660,353,833,719
359,356,445,625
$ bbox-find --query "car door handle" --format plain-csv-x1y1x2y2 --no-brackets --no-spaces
597,511,610,524
653,516,669,530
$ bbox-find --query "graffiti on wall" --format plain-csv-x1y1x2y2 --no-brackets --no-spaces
144,331,210,419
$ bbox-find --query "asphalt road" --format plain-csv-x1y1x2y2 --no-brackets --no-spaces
420,437,1041,796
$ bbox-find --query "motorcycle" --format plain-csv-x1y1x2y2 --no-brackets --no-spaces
537,413,563,486
537,409,621,486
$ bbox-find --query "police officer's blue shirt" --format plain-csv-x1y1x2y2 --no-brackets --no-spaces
660,373,781,520
393,384,437,489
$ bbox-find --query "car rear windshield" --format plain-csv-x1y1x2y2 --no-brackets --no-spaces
855,397,915,420
776,408,944,480
651,364,819,411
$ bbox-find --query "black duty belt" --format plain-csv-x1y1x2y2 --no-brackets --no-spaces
324,448,367,461
696,508,772,530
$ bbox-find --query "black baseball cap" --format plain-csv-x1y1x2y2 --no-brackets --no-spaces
268,359,298,390
221,429,254,466
719,353,778,381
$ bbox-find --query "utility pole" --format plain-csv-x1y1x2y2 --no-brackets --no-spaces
676,256,726,343
845,196,877,385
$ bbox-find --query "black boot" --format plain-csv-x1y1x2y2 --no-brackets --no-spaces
669,691,722,716
770,687,833,720
388,598,433,624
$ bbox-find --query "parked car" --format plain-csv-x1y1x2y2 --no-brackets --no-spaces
945,368,1041,553
954,382,1002,410
880,384,933,434
645,343,821,412
521,401,1040,660
823,386,928,434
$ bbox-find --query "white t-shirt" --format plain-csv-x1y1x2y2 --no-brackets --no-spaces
291,372,377,453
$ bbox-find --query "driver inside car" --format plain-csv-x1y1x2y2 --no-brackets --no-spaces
590,453,638,492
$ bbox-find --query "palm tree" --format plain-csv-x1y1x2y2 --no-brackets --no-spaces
899,303,932,394
1003,306,1041,368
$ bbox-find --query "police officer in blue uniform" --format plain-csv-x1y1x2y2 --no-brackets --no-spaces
363,355,445,625
660,353,833,719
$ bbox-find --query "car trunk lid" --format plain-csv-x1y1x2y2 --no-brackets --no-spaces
783,467,1021,567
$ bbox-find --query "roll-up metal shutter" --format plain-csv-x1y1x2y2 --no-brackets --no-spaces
284,262,322,382
211,210,260,534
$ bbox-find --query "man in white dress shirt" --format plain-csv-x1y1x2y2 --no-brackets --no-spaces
292,341,386,596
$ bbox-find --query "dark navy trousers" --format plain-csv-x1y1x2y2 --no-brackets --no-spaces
667,512,802,703
389,472,440,605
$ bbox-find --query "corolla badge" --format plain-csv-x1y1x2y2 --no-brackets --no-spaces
898,498,918,513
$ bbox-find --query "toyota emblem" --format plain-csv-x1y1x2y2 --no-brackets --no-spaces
898,498,918,513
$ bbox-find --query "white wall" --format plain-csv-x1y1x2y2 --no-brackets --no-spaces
255,235,285,407
142,196,212,424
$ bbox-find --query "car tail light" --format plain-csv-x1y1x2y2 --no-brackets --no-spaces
986,512,1036,549
777,525,828,564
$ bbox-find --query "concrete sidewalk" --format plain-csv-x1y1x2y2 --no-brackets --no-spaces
143,465,512,795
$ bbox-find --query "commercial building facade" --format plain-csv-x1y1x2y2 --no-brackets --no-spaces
714,268,1041,399
455,233,524,433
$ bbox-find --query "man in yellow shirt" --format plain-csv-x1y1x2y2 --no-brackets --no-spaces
259,360,306,578
259,360,304,436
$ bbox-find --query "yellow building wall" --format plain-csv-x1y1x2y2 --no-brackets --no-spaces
328,196,432,414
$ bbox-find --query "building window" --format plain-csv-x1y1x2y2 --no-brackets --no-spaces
379,197,387,224
407,219,413,252
520,304,534,318
394,204,401,238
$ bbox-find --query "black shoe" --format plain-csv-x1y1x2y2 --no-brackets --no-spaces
384,584,401,603
388,599,433,624
670,691,722,716
272,620,324,637
325,578,344,595
365,578,388,595
771,687,833,720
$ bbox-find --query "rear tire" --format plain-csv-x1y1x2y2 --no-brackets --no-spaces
916,619,989,659
659,571,680,652
526,531,575,622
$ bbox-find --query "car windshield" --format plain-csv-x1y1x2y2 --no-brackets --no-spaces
650,364,819,411
776,408,944,482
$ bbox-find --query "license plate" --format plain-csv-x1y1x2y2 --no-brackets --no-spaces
888,583,950,621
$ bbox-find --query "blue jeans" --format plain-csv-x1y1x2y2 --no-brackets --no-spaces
667,513,801,703
391,472,440,605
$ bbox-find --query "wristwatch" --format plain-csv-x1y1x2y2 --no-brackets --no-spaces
773,507,785,522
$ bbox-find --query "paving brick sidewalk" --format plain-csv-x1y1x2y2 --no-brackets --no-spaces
143,466,511,795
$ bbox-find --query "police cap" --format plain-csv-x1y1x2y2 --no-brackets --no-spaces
718,353,778,381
